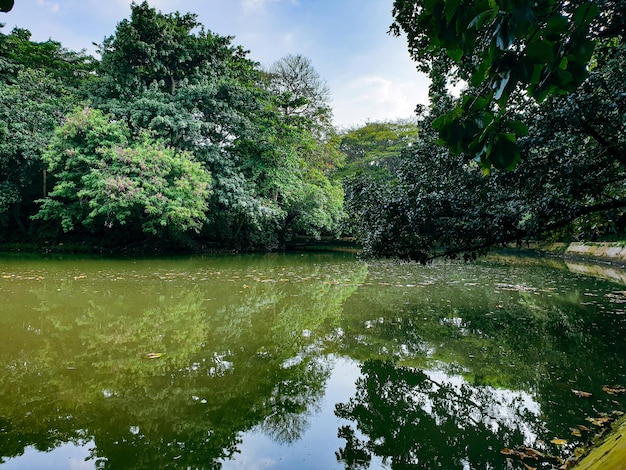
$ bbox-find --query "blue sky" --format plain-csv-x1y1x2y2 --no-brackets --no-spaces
1,0,430,128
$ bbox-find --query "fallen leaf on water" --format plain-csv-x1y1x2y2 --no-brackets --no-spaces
602,385,626,395
577,424,590,432
585,416,613,426
550,438,568,445
571,428,582,437
146,352,164,359
572,389,592,398
501,448,516,456
519,447,544,459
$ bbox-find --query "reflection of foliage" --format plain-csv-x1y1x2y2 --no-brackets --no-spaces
2,255,625,467
336,258,626,460
335,359,535,469
0,254,367,468
256,360,330,444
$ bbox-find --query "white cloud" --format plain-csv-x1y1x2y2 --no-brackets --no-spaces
240,0,281,13
36,0,60,13
331,74,429,129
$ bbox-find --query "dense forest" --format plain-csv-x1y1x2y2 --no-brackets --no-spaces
0,0,624,260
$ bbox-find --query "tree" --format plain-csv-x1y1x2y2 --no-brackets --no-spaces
390,0,625,170
0,69,79,234
337,119,420,178
0,25,95,88
0,25,91,238
92,2,344,250
264,54,332,129
33,107,211,243
344,38,626,262
96,1,253,98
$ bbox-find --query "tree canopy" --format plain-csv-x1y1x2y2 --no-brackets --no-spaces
344,37,626,261
2,0,625,258
390,0,625,171
0,1,344,251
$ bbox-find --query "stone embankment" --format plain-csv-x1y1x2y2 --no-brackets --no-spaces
526,241,626,265
522,242,626,284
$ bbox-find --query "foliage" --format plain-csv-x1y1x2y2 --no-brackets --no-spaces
345,38,626,261
33,107,211,243
0,0,13,13
0,25,95,88
96,1,254,97
344,133,492,262
0,69,80,232
264,54,333,138
0,2,345,250
86,2,344,250
337,119,420,177
0,25,91,237
390,0,624,170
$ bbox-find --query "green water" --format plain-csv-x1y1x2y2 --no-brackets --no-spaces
0,252,624,469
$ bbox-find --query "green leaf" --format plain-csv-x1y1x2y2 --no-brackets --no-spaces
470,95,492,112
470,63,487,87
544,14,569,38
488,133,520,170
507,120,528,137
525,40,555,63
447,47,464,62
468,9,495,29
0,0,14,12
511,5,537,28
444,0,461,23
573,2,599,28
570,37,596,64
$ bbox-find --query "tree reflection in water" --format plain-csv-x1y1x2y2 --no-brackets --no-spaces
335,359,541,469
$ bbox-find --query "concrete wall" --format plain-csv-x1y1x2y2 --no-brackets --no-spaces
526,241,626,265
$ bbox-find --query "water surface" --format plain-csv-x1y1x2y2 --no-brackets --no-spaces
0,252,625,469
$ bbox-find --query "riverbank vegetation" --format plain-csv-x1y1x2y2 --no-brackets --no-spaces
0,1,624,259
1,2,344,252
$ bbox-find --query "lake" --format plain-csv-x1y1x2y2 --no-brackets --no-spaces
0,251,625,469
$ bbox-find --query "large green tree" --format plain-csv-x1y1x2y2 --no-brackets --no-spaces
33,107,211,244
336,119,420,178
92,2,344,250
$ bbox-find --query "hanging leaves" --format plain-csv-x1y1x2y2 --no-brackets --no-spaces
390,0,608,170
0,0,14,13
